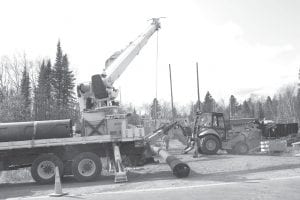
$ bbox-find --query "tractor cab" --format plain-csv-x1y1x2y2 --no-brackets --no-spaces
195,112,227,141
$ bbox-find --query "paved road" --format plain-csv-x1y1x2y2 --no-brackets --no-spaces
53,176,300,200
6,174,300,200
2,146,300,200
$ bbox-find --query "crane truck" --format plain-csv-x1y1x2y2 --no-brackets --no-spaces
0,18,170,184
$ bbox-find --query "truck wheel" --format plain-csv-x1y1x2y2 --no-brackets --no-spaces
234,142,249,155
31,154,63,184
72,152,102,182
200,135,220,155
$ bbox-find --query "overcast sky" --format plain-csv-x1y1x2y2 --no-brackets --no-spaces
0,0,299,107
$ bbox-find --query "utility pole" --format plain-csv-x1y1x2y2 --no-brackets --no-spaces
196,62,201,111
154,31,159,129
169,64,175,123
194,62,200,158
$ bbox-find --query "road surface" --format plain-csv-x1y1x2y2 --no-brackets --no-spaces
1,140,300,199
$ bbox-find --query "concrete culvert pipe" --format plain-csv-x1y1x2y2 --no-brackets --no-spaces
150,146,190,178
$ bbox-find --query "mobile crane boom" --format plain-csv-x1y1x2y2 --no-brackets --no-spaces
77,18,161,110
104,18,161,86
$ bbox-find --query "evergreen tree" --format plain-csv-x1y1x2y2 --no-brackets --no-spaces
20,64,31,120
150,98,162,119
272,96,279,119
264,96,273,120
61,54,75,106
296,67,300,122
229,95,238,117
241,100,251,117
34,60,53,120
52,41,64,112
21,64,31,108
51,41,76,119
257,101,265,120
203,91,214,112
247,98,255,117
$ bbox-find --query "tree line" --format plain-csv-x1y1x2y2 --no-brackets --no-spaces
0,42,299,126
123,74,300,125
0,41,78,122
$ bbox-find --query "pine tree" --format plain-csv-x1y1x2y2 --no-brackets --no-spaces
45,60,52,119
21,64,31,107
203,91,214,112
34,60,53,120
257,101,265,120
20,64,31,120
296,67,300,122
34,61,45,120
61,54,75,106
150,98,162,119
229,95,238,117
241,100,251,117
52,41,64,113
51,41,76,119
264,96,273,120
247,98,255,117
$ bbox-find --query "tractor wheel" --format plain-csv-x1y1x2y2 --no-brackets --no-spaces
72,152,102,182
234,142,249,155
31,154,63,184
200,135,220,155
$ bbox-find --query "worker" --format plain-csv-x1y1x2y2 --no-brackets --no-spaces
161,123,170,150
162,134,170,150
183,120,192,137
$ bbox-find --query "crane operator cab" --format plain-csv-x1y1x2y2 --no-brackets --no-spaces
77,73,119,112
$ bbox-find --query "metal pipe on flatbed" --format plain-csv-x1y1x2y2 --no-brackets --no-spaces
0,119,72,142
150,145,190,178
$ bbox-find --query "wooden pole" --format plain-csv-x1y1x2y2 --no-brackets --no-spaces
169,64,175,123
194,62,200,158
154,32,159,128
196,62,201,111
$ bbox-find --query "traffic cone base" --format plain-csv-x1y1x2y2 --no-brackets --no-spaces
49,166,68,197
49,192,68,197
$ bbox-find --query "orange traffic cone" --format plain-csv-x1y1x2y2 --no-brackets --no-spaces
49,166,68,197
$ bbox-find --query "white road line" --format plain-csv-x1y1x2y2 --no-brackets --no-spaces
6,175,300,200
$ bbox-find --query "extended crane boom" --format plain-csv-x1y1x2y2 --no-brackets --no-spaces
77,18,161,110
104,18,161,86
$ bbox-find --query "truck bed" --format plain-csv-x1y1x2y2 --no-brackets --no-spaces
0,135,143,151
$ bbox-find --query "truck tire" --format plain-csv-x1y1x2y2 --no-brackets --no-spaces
234,142,249,155
72,152,102,182
200,135,220,155
31,154,63,184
